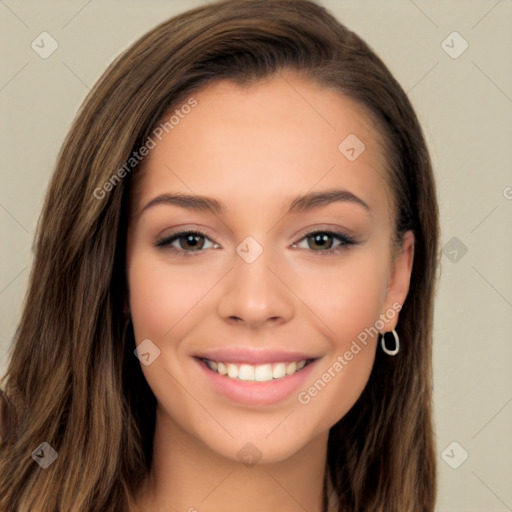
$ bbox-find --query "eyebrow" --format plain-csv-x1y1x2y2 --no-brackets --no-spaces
140,188,371,217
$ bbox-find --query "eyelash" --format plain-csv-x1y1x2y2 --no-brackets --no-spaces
154,228,357,257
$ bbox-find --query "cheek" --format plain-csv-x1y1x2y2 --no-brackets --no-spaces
127,249,212,342
128,254,170,341
290,250,386,425
291,248,388,341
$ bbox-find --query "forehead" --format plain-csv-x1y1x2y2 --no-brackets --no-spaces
132,72,391,219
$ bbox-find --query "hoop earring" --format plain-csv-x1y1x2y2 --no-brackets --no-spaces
380,329,399,356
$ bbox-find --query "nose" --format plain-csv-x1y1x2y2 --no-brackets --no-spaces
217,247,295,329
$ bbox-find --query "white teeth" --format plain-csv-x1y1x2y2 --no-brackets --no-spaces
217,362,227,375
204,358,309,381
254,364,273,382
227,363,238,379
286,362,297,375
272,362,286,379
238,364,254,381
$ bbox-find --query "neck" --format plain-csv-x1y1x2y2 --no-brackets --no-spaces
135,406,331,512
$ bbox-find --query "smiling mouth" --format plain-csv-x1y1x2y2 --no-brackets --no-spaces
197,357,316,382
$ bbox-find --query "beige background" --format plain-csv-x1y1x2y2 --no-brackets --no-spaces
1,1,511,510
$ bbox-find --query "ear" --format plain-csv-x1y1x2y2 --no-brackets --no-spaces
380,230,414,331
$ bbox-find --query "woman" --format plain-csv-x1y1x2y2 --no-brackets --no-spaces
0,0,440,510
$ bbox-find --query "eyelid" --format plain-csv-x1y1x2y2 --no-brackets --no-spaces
155,225,218,243
294,225,356,242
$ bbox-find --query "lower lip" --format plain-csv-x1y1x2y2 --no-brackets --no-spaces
194,358,318,406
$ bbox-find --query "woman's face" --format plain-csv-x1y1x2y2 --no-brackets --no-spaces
126,72,414,464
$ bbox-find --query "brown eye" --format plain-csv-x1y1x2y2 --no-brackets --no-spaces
174,233,206,251
307,233,336,250
293,230,356,255
154,230,219,256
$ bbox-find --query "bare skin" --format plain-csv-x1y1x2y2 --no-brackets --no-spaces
127,71,414,512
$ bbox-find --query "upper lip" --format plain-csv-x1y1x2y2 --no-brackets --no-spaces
194,348,320,365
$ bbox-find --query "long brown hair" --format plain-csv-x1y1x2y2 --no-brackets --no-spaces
0,1,440,510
